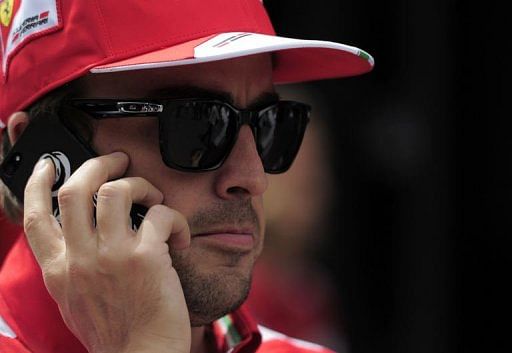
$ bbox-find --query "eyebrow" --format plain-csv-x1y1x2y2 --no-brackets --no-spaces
150,85,280,109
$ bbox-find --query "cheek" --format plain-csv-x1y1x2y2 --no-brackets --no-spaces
249,196,266,248
93,118,170,189
93,118,159,157
92,120,214,215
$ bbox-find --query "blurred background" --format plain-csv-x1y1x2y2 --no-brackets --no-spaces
247,1,508,353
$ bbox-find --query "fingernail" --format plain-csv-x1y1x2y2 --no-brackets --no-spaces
112,151,127,159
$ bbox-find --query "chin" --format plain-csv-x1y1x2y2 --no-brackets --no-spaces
172,249,254,326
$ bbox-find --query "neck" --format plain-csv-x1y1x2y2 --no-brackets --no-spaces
190,325,208,353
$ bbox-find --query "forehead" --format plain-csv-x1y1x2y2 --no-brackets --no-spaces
75,54,274,102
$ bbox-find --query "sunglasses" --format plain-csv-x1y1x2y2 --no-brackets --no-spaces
70,98,311,174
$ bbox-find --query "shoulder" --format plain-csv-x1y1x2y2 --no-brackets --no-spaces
257,326,335,353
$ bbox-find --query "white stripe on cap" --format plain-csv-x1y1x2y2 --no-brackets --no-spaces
0,314,16,338
91,32,371,74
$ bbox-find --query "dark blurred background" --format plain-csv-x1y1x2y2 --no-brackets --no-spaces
246,1,508,353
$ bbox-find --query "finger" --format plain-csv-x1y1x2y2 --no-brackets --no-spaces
96,177,163,244
137,205,191,251
23,158,64,266
58,152,128,253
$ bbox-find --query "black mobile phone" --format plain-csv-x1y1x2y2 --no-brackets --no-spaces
0,115,147,229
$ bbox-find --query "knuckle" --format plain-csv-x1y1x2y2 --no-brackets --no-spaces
24,210,45,233
66,261,90,280
97,181,125,199
66,260,97,294
98,180,130,200
132,244,151,259
57,184,80,205
41,261,66,287
148,204,172,219
130,245,154,267
96,246,115,268
96,243,131,270
132,242,170,267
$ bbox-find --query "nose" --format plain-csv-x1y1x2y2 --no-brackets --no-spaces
213,125,268,200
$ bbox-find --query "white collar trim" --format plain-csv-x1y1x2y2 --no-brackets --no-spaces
0,314,16,338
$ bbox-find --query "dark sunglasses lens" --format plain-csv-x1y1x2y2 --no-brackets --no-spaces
257,103,310,173
160,102,236,170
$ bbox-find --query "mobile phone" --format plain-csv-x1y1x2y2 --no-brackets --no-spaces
0,114,147,230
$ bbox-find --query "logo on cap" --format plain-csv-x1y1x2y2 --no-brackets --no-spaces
0,0,14,27
1,0,60,77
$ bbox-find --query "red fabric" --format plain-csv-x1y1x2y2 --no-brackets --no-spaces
245,261,341,345
0,234,86,353
273,47,372,84
210,306,262,353
97,35,217,68
0,0,275,126
259,337,333,353
0,0,373,129
0,211,22,263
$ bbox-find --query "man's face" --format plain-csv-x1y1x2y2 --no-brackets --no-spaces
78,54,273,325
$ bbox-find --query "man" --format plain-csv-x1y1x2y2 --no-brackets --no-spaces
0,1,373,352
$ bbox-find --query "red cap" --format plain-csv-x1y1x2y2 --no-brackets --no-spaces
0,0,374,128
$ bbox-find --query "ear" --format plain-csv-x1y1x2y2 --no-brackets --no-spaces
7,112,29,145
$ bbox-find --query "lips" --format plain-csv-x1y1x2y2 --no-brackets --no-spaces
192,227,255,250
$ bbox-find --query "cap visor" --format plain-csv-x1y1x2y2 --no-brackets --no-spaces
91,32,374,83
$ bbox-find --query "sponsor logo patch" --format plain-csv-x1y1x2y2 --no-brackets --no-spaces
0,0,14,27
0,0,60,77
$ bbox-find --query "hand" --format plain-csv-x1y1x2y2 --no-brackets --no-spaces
23,152,191,353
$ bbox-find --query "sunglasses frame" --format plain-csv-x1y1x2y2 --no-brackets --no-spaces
70,98,311,173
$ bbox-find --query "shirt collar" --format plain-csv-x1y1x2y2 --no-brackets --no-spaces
211,306,262,353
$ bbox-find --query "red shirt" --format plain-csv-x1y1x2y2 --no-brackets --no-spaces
0,232,334,353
